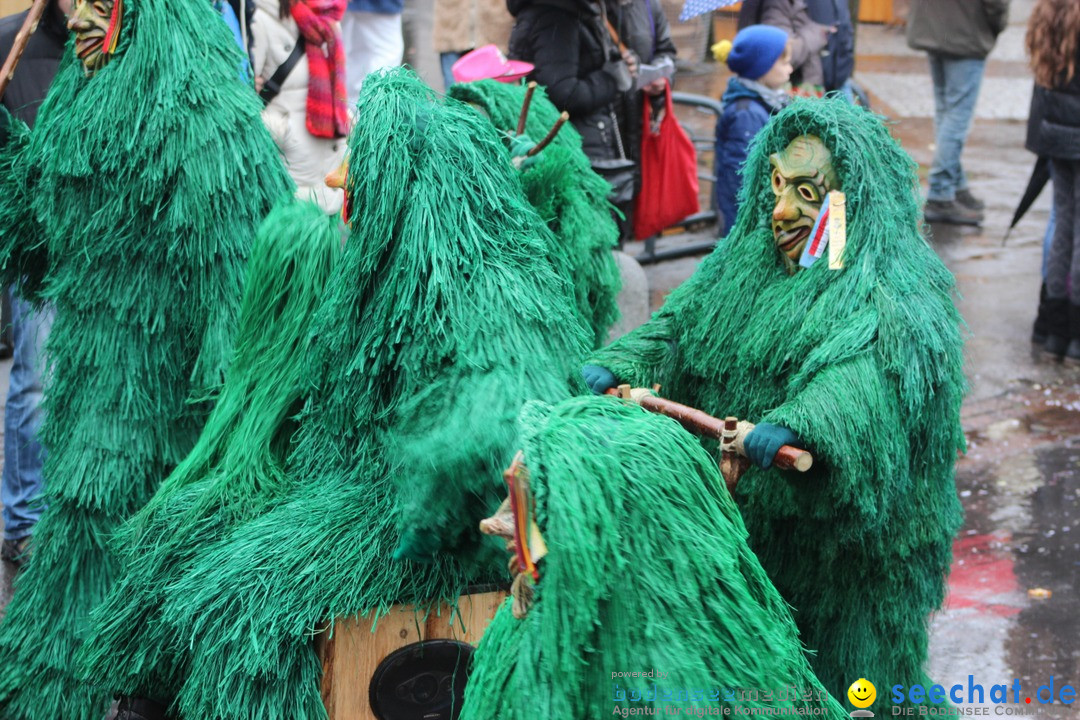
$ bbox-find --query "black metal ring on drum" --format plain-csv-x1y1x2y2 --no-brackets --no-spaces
368,639,476,720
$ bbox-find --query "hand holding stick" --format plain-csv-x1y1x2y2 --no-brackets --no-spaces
720,416,749,494
604,385,813,472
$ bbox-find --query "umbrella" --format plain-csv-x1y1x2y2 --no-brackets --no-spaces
679,0,738,22
1003,156,1050,246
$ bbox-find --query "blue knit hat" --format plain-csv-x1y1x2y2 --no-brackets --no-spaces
718,25,789,81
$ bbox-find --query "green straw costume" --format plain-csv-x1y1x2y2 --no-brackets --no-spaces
78,200,341,705
0,3,292,717
127,69,590,719
589,100,966,714
461,396,850,719
448,80,621,348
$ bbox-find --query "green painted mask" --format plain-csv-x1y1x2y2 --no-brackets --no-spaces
769,135,839,271
68,0,123,74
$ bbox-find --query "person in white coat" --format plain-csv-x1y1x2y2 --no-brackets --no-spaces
252,0,347,213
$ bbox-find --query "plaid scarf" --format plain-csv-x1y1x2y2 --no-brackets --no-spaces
290,0,349,138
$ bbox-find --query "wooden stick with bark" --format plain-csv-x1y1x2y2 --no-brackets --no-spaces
525,112,569,157
605,385,813,473
0,0,51,100
515,81,537,136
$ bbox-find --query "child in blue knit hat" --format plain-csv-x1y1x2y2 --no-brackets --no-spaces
712,25,792,235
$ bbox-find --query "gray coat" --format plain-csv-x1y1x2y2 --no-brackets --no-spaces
906,0,1010,60
761,0,828,88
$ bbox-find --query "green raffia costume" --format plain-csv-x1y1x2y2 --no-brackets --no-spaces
77,200,341,703
590,100,966,714
461,396,849,719
0,2,293,717
109,69,589,719
448,80,621,348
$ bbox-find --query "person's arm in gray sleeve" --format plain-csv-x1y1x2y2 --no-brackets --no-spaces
651,2,677,63
761,0,827,71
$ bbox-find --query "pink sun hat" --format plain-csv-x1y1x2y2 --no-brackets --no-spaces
451,45,534,84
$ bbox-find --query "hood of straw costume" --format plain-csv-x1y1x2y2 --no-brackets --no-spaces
0,0,293,716
590,99,966,712
78,199,342,704
461,396,849,719
123,69,593,719
449,79,621,348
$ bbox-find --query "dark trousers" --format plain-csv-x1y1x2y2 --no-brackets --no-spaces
1046,159,1080,305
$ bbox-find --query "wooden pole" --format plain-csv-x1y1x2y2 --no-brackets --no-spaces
515,81,537,136
525,112,568,157
605,387,813,472
0,0,50,100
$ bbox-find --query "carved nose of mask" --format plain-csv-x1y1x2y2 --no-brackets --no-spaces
773,191,799,223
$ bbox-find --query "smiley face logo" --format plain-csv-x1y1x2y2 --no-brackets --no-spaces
847,679,876,708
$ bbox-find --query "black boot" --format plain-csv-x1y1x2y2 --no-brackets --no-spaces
1032,283,1050,345
1066,303,1080,364
107,696,173,720
1041,296,1070,359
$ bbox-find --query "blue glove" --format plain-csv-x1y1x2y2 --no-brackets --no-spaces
582,364,617,395
743,423,801,470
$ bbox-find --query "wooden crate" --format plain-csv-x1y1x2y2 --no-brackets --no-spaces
318,590,508,720
858,0,894,23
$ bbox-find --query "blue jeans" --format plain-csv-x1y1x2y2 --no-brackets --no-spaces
1043,203,1056,280
1,291,53,541
927,53,986,202
1046,159,1080,303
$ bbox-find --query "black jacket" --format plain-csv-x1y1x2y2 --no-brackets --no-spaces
1026,57,1080,161
507,0,674,162
0,1,68,128
508,0,618,120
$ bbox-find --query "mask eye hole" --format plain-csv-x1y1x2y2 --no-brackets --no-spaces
92,1,107,13
797,183,819,203
771,169,784,195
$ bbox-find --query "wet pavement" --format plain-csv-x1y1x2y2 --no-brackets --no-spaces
2,0,1079,713
930,387,1080,719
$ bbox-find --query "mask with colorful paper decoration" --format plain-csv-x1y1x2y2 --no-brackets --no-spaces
69,0,123,74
